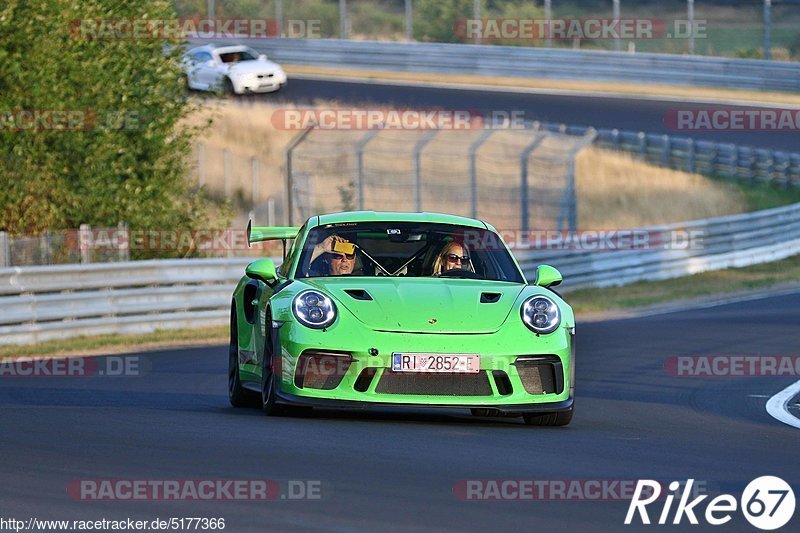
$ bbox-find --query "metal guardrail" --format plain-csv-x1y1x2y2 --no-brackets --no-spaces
0,258,252,345
535,122,800,187
227,38,800,92
2,201,800,345
516,201,800,289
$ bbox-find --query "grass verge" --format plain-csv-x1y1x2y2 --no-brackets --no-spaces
0,327,227,359
566,253,800,314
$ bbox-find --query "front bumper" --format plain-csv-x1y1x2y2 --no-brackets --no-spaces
258,316,574,408
275,388,574,414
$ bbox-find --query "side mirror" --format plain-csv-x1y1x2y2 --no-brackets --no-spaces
534,264,562,288
246,259,277,284
258,54,268,61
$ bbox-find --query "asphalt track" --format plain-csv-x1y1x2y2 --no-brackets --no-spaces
241,76,800,152
1,292,798,532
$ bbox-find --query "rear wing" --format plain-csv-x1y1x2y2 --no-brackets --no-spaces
246,220,300,245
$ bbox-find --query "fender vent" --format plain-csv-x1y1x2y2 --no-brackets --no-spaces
344,289,373,301
480,292,501,303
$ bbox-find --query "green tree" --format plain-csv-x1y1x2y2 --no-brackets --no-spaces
0,0,210,254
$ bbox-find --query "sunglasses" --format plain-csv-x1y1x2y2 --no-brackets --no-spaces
446,254,470,264
329,252,355,261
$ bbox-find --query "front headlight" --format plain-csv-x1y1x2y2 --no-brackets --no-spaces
292,290,337,329
521,295,560,334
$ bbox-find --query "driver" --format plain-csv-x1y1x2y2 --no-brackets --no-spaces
310,235,356,276
432,242,473,276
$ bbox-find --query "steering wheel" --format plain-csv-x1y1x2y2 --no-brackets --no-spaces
439,268,481,279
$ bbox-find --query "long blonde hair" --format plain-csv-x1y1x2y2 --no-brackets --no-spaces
432,241,472,276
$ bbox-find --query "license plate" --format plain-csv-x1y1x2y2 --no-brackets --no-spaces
391,353,480,373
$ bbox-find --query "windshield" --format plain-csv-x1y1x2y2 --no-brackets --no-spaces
294,222,524,282
218,49,258,63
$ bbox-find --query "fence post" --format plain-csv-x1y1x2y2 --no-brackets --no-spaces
544,0,552,48
40,231,51,265
251,157,260,207
519,133,547,235
355,129,381,211
468,129,495,219
405,0,413,40
223,149,231,198
339,0,348,39
284,127,315,225
613,0,621,52
687,0,695,55
412,130,439,212
79,224,92,264
118,221,129,262
0,231,10,268
662,135,671,167
198,143,205,188
275,0,283,36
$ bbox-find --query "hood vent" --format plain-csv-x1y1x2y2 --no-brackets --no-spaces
344,289,373,301
480,292,502,304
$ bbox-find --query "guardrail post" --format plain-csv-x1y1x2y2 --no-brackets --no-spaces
520,133,547,235
638,132,647,160
79,224,92,264
355,129,381,211
284,126,315,225
469,129,495,219
611,129,620,150
686,138,696,173
413,130,439,212
0,231,10,267
662,135,671,167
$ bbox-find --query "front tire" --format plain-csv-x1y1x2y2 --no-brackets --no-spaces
523,408,573,427
223,77,236,97
229,309,257,408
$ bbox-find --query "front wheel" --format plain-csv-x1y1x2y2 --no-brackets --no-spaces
229,310,257,408
522,409,573,427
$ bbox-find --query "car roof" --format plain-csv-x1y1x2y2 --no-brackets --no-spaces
312,211,488,230
188,44,250,54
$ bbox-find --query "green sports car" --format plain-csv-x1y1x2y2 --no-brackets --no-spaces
228,211,575,426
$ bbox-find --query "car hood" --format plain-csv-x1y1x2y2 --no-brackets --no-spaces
303,278,526,334
225,60,281,75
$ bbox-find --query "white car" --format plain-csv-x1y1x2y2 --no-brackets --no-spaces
183,44,287,95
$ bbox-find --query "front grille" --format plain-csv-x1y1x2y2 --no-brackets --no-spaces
294,352,351,390
376,370,493,396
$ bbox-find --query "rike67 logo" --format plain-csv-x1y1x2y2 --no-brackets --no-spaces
626,477,795,530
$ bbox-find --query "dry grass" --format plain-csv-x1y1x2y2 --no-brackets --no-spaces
185,100,747,229
576,147,746,228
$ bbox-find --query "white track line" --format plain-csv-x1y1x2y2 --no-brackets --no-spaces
766,379,800,430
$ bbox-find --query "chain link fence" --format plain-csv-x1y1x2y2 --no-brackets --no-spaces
285,126,596,231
